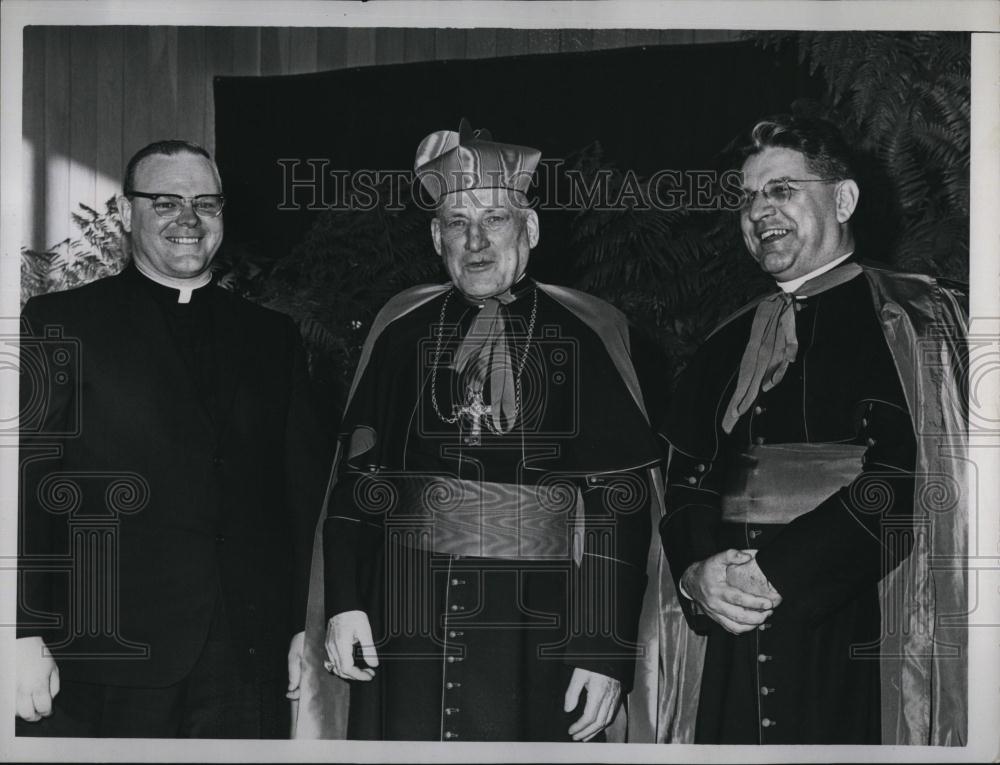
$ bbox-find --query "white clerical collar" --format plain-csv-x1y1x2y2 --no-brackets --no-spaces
133,258,212,304
776,251,854,294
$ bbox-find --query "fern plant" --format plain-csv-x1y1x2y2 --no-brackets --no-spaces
751,31,970,280
571,31,970,385
569,143,770,370
20,198,127,306
254,180,443,419
20,32,967,408
16,185,442,422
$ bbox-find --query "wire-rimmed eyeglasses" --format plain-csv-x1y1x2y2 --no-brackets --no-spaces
737,178,840,212
125,191,225,219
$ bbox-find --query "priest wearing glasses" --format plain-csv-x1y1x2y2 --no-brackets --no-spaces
295,120,662,742
657,115,967,744
16,140,328,737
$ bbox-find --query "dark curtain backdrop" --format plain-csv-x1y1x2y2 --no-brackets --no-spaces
214,40,824,279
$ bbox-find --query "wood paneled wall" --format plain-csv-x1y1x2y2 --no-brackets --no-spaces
21,26,740,251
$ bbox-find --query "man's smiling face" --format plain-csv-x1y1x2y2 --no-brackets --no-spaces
431,186,539,300
120,151,223,280
739,146,855,282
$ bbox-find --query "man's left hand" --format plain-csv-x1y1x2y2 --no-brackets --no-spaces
726,551,782,606
286,631,305,700
564,667,621,742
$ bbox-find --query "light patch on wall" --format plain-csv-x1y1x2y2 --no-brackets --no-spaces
24,146,121,252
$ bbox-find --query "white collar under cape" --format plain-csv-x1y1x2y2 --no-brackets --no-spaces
776,251,854,294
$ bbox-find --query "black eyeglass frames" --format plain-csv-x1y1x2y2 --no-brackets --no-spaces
125,191,225,219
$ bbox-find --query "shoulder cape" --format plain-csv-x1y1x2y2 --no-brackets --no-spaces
864,266,967,745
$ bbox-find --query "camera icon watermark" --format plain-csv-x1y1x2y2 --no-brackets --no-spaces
5,318,82,438
417,319,581,442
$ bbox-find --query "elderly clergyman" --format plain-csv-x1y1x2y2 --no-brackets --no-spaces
294,120,661,742
657,115,967,744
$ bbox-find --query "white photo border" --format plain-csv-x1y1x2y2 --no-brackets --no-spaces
1,1,997,762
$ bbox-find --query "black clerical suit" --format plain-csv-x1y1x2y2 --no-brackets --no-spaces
660,269,916,744
17,265,328,737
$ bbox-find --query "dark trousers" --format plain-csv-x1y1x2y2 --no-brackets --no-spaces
16,600,289,739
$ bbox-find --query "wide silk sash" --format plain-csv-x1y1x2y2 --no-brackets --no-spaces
720,443,865,525
389,476,579,560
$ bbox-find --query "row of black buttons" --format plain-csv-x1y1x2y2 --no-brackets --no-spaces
758,624,777,736
442,560,466,742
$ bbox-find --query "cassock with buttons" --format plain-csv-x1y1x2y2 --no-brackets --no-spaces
323,280,658,741
295,122,661,742
659,260,967,744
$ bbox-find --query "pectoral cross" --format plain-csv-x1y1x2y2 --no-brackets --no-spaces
453,387,492,446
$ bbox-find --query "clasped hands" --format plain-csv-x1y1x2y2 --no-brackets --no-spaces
325,610,619,741
681,549,782,634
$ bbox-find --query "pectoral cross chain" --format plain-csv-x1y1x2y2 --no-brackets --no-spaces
453,389,492,446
